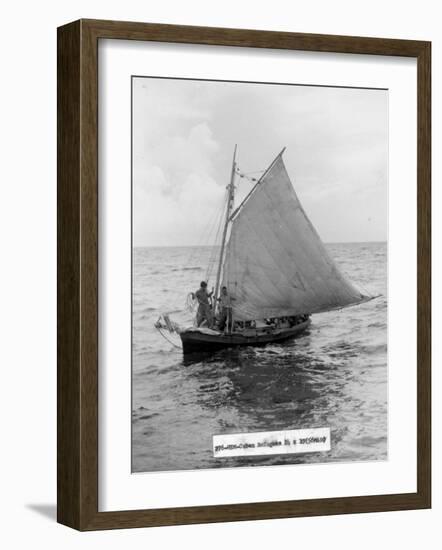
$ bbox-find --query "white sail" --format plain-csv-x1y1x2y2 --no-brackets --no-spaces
222,152,368,321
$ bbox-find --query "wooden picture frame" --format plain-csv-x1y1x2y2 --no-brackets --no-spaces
57,18,431,530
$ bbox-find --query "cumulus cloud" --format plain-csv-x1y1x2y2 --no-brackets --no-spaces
132,83,226,246
132,77,388,246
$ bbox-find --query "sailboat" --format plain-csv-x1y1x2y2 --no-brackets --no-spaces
155,146,373,354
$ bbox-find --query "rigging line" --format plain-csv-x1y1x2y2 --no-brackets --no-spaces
206,238,222,281
210,199,226,249
154,325,182,349
206,230,222,278
314,294,381,315
202,186,229,251
210,189,228,248
206,190,228,281
237,169,266,175
206,190,228,242
355,279,375,299
186,192,226,268
189,210,219,258
206,225,223,278
237,174,259,184
199,219,221,272
235,168,265,184
230,147,286,222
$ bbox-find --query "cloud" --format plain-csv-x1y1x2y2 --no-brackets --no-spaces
132,77,388,245
133,101,225,246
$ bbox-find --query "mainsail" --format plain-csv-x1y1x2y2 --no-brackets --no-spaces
221,151,369,321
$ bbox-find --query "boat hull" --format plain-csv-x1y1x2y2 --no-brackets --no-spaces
179,319,311,354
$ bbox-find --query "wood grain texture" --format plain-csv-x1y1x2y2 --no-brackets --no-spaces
416,42,431,507
57,20,81,529
83,18,428,56
57,19,431,531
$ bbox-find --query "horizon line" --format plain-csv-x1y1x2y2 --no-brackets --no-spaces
134,240,387,248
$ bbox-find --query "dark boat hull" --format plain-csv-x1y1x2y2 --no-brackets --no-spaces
179,319,311,354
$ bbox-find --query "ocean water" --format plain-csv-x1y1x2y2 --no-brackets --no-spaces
132,242,387,472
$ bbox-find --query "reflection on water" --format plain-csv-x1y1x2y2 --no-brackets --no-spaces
132,243,387,472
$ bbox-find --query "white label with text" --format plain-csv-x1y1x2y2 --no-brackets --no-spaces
213,428,331,458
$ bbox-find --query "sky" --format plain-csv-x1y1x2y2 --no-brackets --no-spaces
132,77,388,247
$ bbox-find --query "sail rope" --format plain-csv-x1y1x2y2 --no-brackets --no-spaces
189,164,262,284
205,188,228,282
185,186,228,280
160,189,228,330
184,292,198,313
203,164,262,295
154,325,183,349
206,209,225,281
186,209,220,268
235,166,265,184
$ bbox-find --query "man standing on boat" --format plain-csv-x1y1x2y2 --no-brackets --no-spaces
217,286,235,332
195,281,214,328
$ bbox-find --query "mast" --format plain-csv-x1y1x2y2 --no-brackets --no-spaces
214,144,237,304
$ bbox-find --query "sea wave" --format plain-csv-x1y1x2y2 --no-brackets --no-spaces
132,242,388,473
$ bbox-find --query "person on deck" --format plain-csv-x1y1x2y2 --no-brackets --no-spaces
217,286,235,332
195,281,214,328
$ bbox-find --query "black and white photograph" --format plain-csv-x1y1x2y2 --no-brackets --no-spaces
131,76,388,473
0,0,435,540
